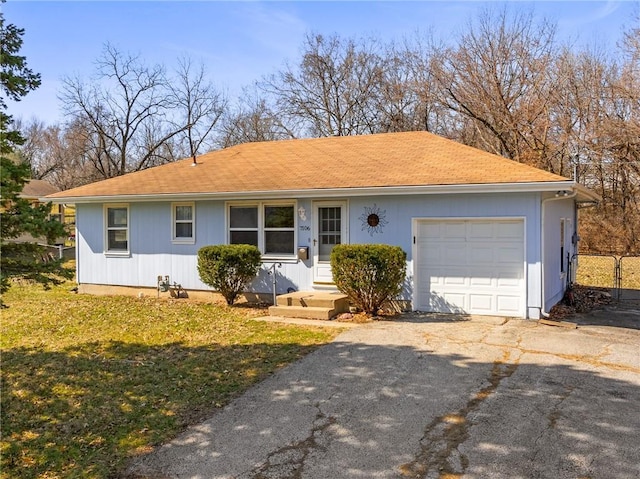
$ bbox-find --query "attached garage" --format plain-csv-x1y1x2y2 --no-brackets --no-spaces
414,218,526,317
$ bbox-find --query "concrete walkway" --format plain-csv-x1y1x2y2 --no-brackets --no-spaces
126,313,640,479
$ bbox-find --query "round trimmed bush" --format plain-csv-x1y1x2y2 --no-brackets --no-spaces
197,244,262,305
330,244,406,316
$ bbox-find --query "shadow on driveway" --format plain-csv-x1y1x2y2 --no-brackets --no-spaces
571,296,640,330
126,318,640,479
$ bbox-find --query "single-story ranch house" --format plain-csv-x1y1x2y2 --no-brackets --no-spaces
46,131,598,319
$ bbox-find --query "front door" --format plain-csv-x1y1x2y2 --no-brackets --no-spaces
313,201,347,284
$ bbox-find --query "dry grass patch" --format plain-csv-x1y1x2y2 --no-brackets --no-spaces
1,282,338,479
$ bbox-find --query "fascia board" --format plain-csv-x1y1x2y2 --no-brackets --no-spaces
43,181,583,204
574,183,601,203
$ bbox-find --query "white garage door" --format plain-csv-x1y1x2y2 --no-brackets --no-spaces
415,219,525,317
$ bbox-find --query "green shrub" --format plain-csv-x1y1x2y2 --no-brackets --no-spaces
331,244,407,316
197,244,262,305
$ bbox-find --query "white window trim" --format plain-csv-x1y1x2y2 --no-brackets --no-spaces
104,203,130,256
226,200,298,260
171,202,196,244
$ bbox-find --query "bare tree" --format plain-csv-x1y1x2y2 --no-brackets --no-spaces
433,8,558,167
383,34,453,135
374,42,420,133
169,57,227,161
18,118,101,189
219,88,294,148
550,37,639,253
261,33,385,137
60,44,225,178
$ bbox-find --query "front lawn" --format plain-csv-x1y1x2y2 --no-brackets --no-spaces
1,282,339,479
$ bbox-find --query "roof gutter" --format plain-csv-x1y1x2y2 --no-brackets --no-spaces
43,180,590,204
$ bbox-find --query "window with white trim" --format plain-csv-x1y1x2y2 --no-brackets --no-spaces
172,202,195,243
105,204,129,253
228,202,296,257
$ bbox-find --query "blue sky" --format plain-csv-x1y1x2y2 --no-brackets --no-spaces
3,0,638,125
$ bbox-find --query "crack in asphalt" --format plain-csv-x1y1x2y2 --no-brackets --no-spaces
530,383,575,467
399,354,520,479
247,405,334,479
422,331,639,374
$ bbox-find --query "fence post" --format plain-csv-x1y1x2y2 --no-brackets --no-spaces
614,257,620,301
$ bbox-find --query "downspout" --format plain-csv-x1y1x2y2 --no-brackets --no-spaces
74,216,80,290
540,189,577,318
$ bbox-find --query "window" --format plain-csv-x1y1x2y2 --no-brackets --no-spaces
560,219,565,273
264,205,295,255
228,202,296,257
229,206,259,247
172,203,195,243
105,204,129,254
560,218,572,275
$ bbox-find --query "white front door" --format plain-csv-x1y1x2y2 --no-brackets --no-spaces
313,201,347,284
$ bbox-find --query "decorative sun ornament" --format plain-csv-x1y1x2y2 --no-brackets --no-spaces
359,204,388,236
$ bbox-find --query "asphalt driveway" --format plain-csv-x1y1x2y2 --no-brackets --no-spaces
127,307,640,479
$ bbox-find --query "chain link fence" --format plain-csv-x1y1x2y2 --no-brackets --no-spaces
620,256,640,301
575,254,640,301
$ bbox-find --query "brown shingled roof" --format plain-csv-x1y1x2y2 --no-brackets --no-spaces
47,131,568,200
21,179,60,198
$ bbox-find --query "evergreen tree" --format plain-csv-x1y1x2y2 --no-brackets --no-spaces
1,10,72,304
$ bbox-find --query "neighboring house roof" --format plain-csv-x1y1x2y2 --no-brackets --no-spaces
46,131,598,202
21,179,60,199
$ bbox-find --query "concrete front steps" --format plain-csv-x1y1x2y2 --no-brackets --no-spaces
268,291,350,320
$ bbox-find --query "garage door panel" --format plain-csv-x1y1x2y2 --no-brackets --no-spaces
497,296,521,313
444,246,467,265
496,221,525,239
497,246,523,263
444,222,466,239
441,293,467,309
497,273,522,288
418,226,440,239
416,219,525,317
423,246,443,264
469,222,494,239
443,275,466,286
469,294,494,312
469,275,493,287
469,245,494,263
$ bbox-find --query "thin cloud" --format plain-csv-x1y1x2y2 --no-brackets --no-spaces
233,3,308,59
558,0,623,29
